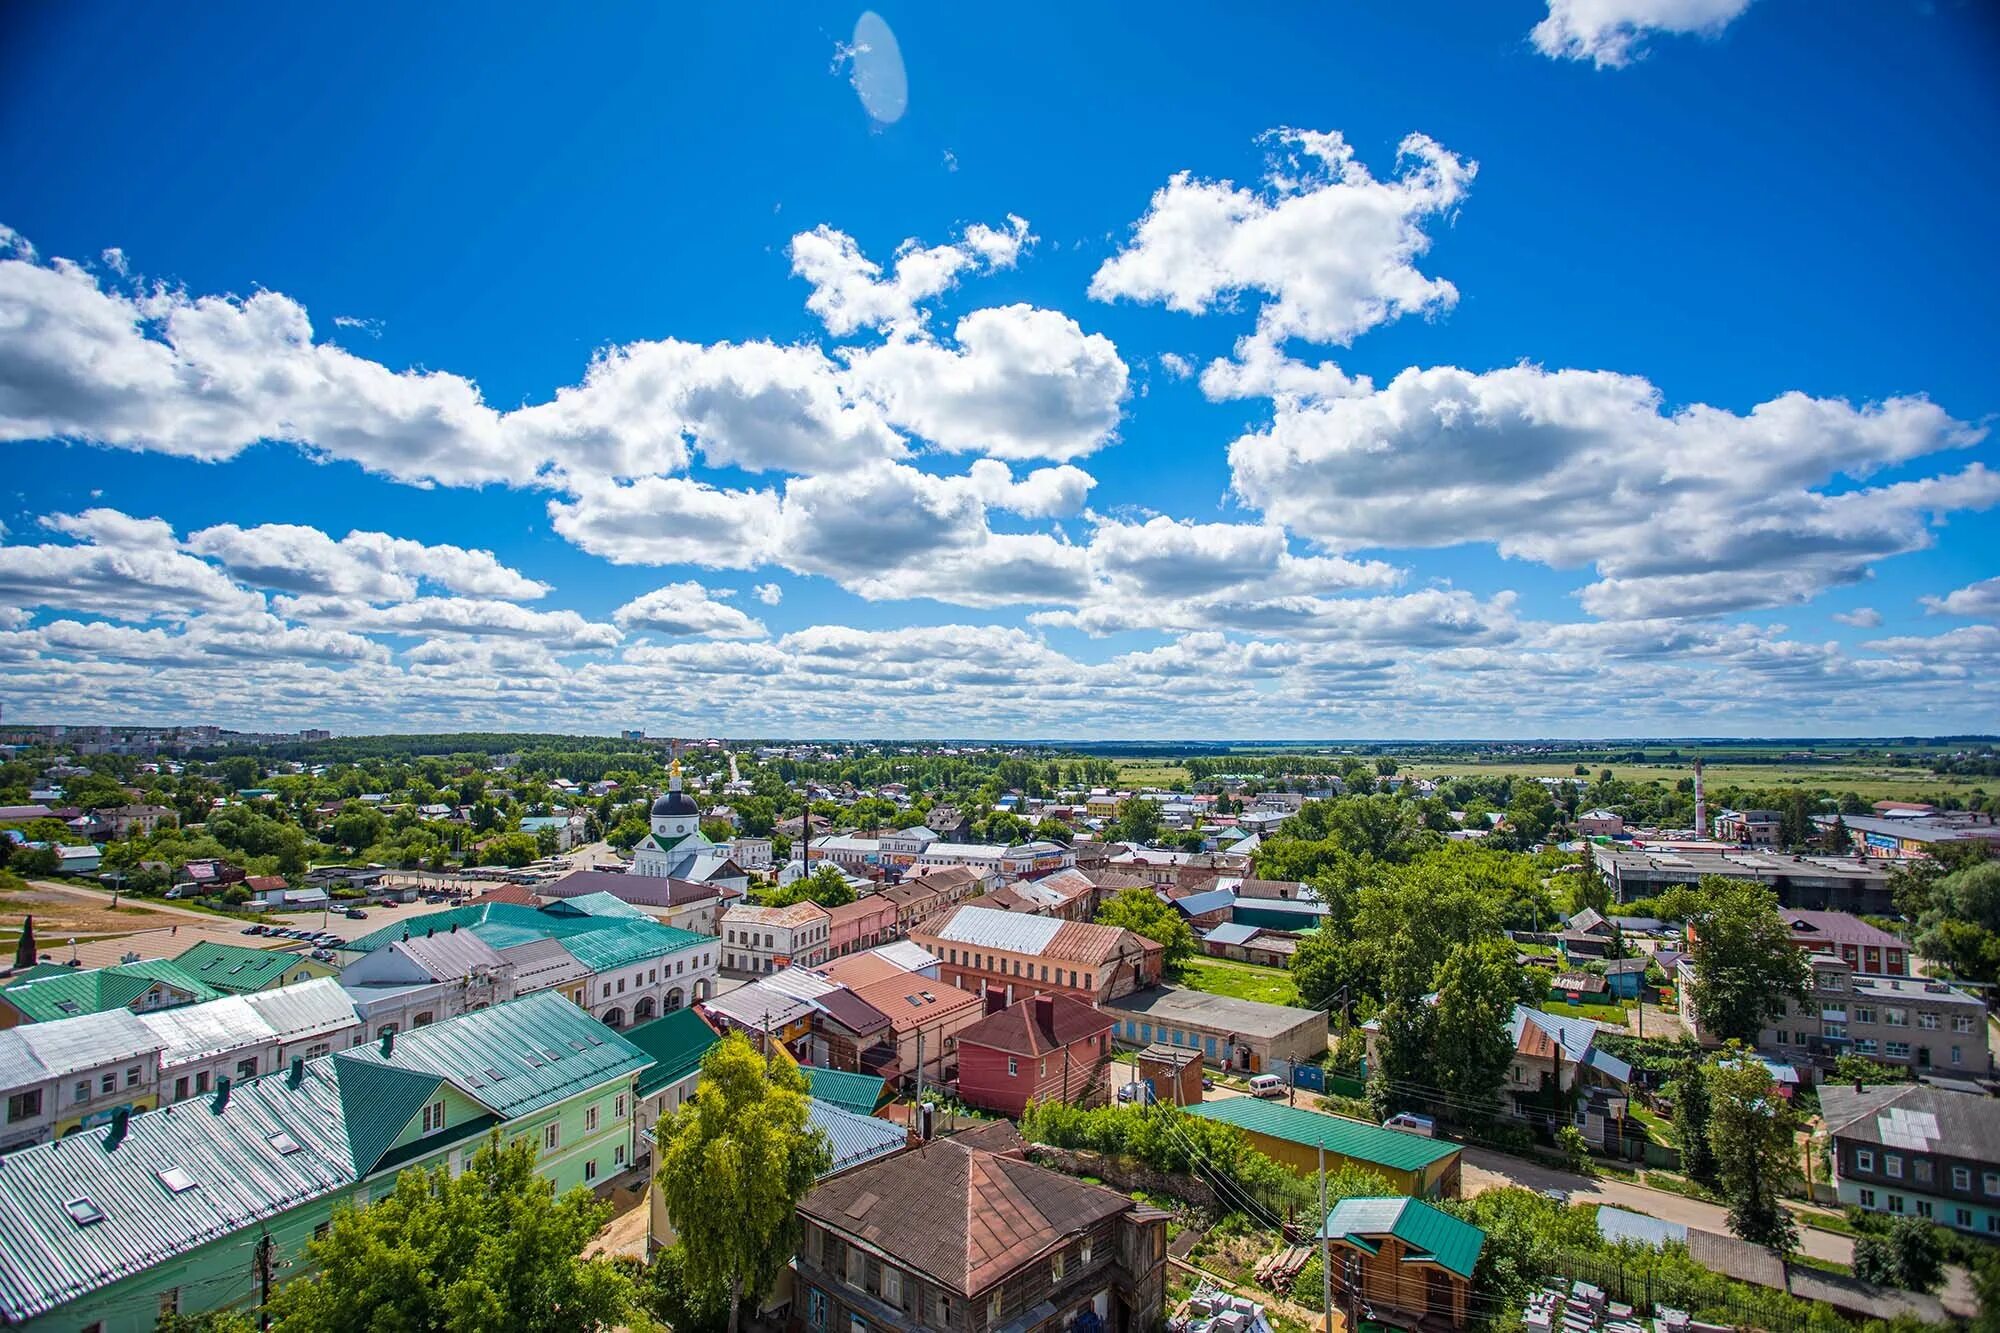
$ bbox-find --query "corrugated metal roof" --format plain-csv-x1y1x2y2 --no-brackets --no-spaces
801,1067,885,1115
171,941,325,994
394,930,508,980
1595,1204,1687,1248
1,959,224,1022
701,981,813,1031
0,990,652,1322
1186,1099,1461,1173
346,900,707,980
239,978,362,1046
808,1097,906,1175
873,941,939,973
623,1010,719,1097
1318,1196,1484,1278
136,979,362,1070
0,1009,163,1085
1201,922,1260,946
927,905,1063,953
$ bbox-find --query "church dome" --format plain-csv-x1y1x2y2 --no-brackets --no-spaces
652,788,699,818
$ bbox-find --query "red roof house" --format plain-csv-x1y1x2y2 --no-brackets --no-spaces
954,990,1115,1118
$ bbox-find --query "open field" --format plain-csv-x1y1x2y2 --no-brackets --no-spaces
1406,758,1981,801
1176,957,1302,1007
0,881,184,943
1112,759,1193,788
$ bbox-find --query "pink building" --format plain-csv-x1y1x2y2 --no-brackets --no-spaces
827,895,899,958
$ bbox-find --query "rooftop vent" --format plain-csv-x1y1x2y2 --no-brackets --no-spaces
156,1167,198,1194
268,1132,303,1156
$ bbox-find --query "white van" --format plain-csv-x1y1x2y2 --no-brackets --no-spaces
1248,1074,1285,1099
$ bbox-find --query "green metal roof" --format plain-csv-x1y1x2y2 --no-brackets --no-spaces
623,1009,721,1097
1185,1098,1462,1173
1318,1196,1486,1279
801,1066,886,1116
345,900,708,977
0,990,651,1324
0,958,225,1022
172,940,331,993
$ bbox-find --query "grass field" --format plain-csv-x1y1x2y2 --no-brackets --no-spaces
1538,996,1632,1024
1176,957,1301,1006
1407,758,1978,801
1113,760,1193,788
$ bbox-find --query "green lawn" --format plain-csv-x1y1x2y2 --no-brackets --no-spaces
1176,957,1302,1007
1539,997,1630,1024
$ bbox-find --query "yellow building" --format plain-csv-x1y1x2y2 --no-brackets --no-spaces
1186,1097,1462,1198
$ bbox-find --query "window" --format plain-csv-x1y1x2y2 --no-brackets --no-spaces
125,1065,142,1088
1953,1046,1965,1066
543,1123,560,1152
6,1089,42,1121
74,1080,91,1105
881,1265,903,1307
1916,1160,1934,1184
1919,1012,1939,1030
1860,1188,1877,1208
845,1244,866,1288
1890,1195,1906,1214
196,1071,210,1094
413,1011,435,1028
584,1159,598,1182
1958,1208,1973,1229
1079,1237,1092,1266
1856,1149,1876,1172
1854,1006,1875,1024
806,1288,829,1331
1918,1199,1933,1218
616,978,626,994
1954,1015,1975,1033
1983,1172,1999,1197
1007,1057,1018,1077
614,1094,627,1119
237,1058,259,1080
159,1289,180,1317
174,1075,190,1099
1886,1154,1904,1179
1854,1038,1878,1055
1884,1007,1908,1027
1886,1041,1911,1059
585,1106,599,1132
988,1292,1003,1323
422,1100,447,1133
314,1222,330,1239
1051,1249,1066,1282
614,1144,625,1166
1954,1167,1972,1191
938,1295,953,1324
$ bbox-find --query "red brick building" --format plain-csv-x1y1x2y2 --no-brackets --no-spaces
954,991,1114,1117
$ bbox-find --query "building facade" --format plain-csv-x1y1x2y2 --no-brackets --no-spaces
1753,955,1987,1079
913,905,1163,1008
1822,1084,2000,1234
953,991,1114,1118
720,902,832,973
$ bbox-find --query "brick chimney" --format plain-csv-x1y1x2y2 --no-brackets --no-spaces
1033,993,1056,1036
984,987,1008,1016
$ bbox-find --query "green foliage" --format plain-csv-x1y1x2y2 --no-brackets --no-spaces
1704,1056,1802,1252
1429,938,1535,1120
1912,857,2000,986
1671,1067,1716,1184
632,1245,731,1333
655,1035,832,1330
11,846,60,875
1557,1125,1593,1175
1095,885,1195,970
267,1132,633,1332
1660,877,1811,1043
1852,1215,1946,1294
766,863,856,909
478,832,541,869
1111,795,1161,845
1018,1101,1338,1221
1832,1053,1910,1087
157,1310,259,1333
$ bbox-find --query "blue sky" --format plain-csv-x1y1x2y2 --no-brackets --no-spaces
2,0,1996,738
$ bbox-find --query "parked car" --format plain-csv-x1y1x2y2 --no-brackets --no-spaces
1541,1188,1570,1204
344,908,369,920
1116,1081,1156,1105
1382,1112,1437,1138
240,925,265,935
1248,1074,1286,1099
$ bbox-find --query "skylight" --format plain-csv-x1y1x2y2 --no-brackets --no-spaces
483,1066,504,1080
157,1167,198,1193
267,1132,303,1155
64,1197,105,1226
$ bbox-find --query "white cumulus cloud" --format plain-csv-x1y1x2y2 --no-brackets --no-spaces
1533,0,1754,68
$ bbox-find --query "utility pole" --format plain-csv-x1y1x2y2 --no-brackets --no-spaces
1318,1143,1332,1333
914,1024,924,1106
256,1231,274,1331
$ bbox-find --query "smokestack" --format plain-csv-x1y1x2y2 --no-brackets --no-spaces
212,1076,232,1113
104,1106,130,1149
288,1056,305,1087
381,1029,395,1057
1692,759,1707,838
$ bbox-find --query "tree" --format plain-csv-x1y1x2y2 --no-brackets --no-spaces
1671,1067,1716,1184
766,863,855,909
1852,1215,1946,1293
655,1034,832,1333
1831,1052,1905,1087
158,1311,258,1333
481,832,541,869
1557,1125,1593,1175
267,1132,633,1332
1824,815,1853,853
329,807,386,852
1095,886,1195,972
1913,859,2000,986
12,846,59,876
634,1245,731,1333
1661,878,1810,1044
1704,1058,1801,1253
1032,817,1075,844
1429,939,1528,1119
1112,796,1161,845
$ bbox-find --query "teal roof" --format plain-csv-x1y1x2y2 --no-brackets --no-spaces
172,940,330,993
1318,1196,1485,1279
0,959,224,1022
344,900,707,976
0,991,649,1323
802,1066,886,1116
1186,1099,1461,1174
624,1009,721,1097
808,1098,906,1176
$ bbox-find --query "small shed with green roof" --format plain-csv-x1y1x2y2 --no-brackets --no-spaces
1185,1097,1462,1198
1317,1195,1485,1328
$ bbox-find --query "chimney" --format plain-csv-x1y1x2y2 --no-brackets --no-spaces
381,1029,395,1057
212,1076,231,1113
1692,758,1706,838
984,987,1007,1016
288,1055,305,1087
1034,993,1056,1035
104,1105,130,1149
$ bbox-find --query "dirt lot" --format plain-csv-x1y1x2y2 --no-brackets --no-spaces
0,881,184,944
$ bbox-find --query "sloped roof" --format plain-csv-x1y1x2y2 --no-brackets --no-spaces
0,1009,162,1085
1318,1196,1484,1279
0,990,642,1323
849,973,981,1035
920,904,1149,965
1819,1083,2000,1161
172,941,329,994
802,1066,886,1115
622,1008,719,1097
393,929,509,980
543,869,721,908
955,992,1112,1058
1186,1099,1461,1173
800,1135,1134,1294
0,959,224,1022
809,1097,908,1175
344,900,708,973
239,977,361,1046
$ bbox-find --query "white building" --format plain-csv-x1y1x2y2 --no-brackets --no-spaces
0,1010,163,1152
140,978,363,1104
720,902,832,974
630,764,749,890
729,836,774,872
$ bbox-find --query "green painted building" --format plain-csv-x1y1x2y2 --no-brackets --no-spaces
0,990,651,1332
169,942,338,995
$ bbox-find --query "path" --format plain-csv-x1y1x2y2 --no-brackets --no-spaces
24,878,217,923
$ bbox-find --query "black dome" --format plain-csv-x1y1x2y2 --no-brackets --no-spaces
652,789,698,818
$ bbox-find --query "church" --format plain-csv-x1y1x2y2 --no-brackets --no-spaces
630,762,751,891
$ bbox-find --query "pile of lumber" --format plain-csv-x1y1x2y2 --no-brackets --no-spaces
1254,1244,1313,1294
